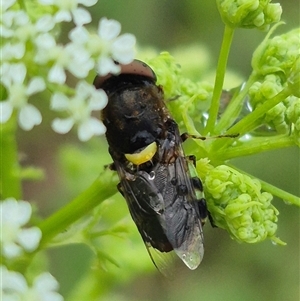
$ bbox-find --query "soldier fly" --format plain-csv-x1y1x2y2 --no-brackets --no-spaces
93,60,209,274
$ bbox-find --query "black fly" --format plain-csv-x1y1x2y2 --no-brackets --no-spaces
94,60,209,274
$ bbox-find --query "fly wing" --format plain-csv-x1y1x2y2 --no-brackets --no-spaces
152,157,205,270
117,167,171,252
144,241,179,278
115,154,204,271
115,162,178,276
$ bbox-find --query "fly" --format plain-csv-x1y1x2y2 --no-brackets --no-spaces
93,60,209,275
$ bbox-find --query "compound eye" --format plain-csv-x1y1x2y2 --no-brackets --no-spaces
93,59,156,89
120,60,156,81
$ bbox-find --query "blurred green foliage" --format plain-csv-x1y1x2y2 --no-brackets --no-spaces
20,1,299,300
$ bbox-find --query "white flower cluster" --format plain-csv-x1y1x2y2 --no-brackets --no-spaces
0,0,136,141
51,81,108,141
0,198,42,258
1,266,64,301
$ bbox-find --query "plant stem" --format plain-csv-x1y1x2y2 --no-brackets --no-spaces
215,135,296,161
0,115,22,199
38,169,119,247
204,25,235,135
261,180,300,206
214,74,256,133
17,0,26,10
211,87,292,153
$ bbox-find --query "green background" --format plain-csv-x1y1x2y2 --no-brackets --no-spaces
21,1,299,300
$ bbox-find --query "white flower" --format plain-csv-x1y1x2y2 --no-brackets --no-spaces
0,198,42,258
1,0,17,11
98,18,135,75
1,10,30,39
34,33,70,84
1,42,25,61
64,43,94,78
69,17,136,76
34,33,94,84
1,10,55,43
38,0,97,26
1,266,64,301
50,80,108,141
0,63,45,130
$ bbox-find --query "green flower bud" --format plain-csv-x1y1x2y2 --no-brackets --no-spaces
260,74,283,98
147,52,182,98
293,119,300,146
265,102,289,134
286,97,300,123
286,96,300,146
217,0,282,30
148,52,213,132
195,158,214,179
203,165,284,244
287,56,300,98
248,69,299,135
252,27,300,76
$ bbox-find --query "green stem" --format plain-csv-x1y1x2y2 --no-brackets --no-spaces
211,87,292,153
204,25,235,135
38,169,119,247
214,74,256,133
0,115,22,200
261,180,300,206
215,135,295,161
17,0,26,10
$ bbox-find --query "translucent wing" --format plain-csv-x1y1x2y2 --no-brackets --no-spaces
152,156,205,270
115,153,204,273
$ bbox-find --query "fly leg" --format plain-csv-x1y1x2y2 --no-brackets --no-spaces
197,197,217,228
117,183,124,196
181,133,206,142
190,162,217,228
181,132,239,142
104,162,116,171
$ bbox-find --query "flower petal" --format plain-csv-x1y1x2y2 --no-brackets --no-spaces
34,273,59,292
55,10,72,23
89,89,108,110
2,63,27,86
78,0,97,7
35,33,56,50
72,7,91,26
35,14,56,32
2,243,23,258
2,42,25,60
18,104,42,130
48,64,66,84
52,117,74,134
0,101,13,123
17,227,42,252
1,266,28,293
112,33,136,64
97,57,120,76
69,26,89,43
2,0,17,11
78,118,106,141
13,63,27,84
1,198,32,225
65,44,94,78
98,18,121,40
74,80,93,98
50,92,70,111
26,77,46,95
